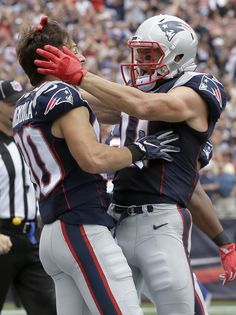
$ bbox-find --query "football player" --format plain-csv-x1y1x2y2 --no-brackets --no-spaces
106,127,235,315
34,15,236,315
13,16,181,315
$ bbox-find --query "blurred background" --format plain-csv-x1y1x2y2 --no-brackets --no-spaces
0,0,236,311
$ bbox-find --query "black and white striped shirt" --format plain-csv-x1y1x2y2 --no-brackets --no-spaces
0,132,37,220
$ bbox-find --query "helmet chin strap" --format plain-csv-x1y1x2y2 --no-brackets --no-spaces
177,58,197,73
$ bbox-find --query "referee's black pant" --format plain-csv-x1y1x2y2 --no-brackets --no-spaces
0,225,57,315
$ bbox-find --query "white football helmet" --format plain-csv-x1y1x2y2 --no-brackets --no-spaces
121,15,198,91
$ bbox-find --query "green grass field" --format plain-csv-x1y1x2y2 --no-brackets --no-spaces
143,301,236,314
2,301,236,315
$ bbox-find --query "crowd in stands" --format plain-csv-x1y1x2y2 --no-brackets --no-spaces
0,0,236,217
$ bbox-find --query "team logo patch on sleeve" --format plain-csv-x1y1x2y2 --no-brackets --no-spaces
199,75,222,108
158,21,194,41
44,87,73,115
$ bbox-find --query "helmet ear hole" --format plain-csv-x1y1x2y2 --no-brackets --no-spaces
174,54,184,63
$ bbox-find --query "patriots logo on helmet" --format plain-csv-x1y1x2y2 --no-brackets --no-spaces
199,75,222,108
158,21,194,42
44,87,73,115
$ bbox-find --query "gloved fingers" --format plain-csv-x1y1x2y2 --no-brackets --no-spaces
62,46,79,59
219,273,226,284
219,270,236,285
158,152,173,162
232,272,236,282
37,68,56,75
34,59,56,70
156,129,174,140
161,145,181,153
159,134,179,144
43,45,63,57
36,48,58,63
219,273,225,281
227,271,236,281
219,273,228,285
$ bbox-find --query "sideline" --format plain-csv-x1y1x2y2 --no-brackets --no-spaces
142,305,236,314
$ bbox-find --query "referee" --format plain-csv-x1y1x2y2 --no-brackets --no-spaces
0,80,56,315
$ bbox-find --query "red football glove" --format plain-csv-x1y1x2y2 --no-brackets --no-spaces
34,16,48,32
34,45,87,85
219,243,236,285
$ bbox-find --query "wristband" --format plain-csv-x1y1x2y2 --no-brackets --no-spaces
212,231,231,247
127,144,144,163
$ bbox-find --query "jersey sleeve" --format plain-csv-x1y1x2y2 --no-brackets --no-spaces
35,82,91,122
185,74,227,121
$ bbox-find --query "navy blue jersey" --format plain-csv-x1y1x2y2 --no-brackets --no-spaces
112,72,226,207
13,81,114,227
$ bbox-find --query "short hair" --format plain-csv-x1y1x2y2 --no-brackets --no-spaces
16,20,71,86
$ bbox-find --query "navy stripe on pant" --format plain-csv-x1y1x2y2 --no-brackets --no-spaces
177,207,207,314
61,222,122,315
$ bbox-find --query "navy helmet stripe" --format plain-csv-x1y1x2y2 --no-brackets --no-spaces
61,222,122,315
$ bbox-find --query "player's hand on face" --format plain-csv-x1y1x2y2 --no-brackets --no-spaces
135,129,180,162
0,234,12,255
34,45,87,85
219,243,236,285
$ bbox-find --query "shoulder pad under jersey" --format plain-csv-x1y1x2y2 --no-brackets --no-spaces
172,72,227,121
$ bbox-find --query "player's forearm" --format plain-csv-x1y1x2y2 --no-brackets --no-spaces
79,144,134,174
190,207,223,239
80,89,121,124
188,181,223,239
81,72,150,118
81,73,190,122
